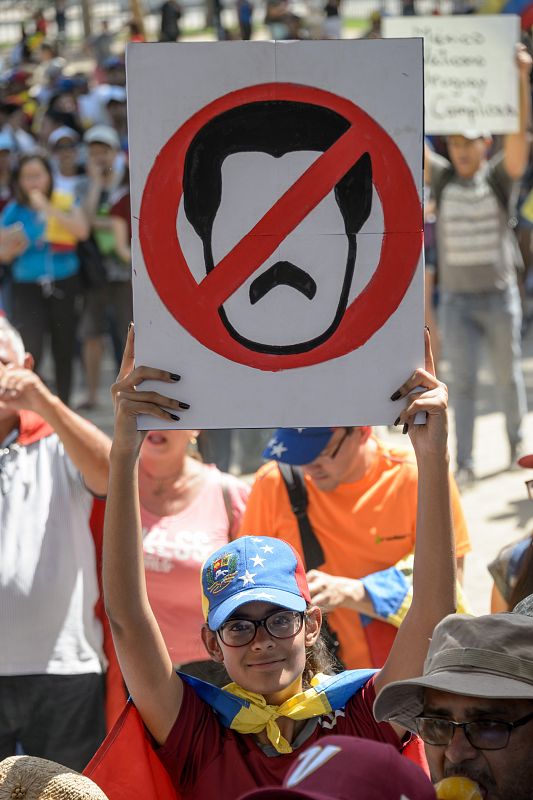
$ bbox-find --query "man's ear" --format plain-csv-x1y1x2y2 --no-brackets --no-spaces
357,426,372,445
23,352,34,371
304,606,322,648
201,624,225,663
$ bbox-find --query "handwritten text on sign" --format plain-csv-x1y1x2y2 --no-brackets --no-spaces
383,15,519,135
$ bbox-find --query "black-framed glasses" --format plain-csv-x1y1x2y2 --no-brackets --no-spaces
217,610,305,647
525,478,533,500
415,710,533,751
323,427,353,460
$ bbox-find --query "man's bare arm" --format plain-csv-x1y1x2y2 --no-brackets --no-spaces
0,366,110,495
504,44,532,180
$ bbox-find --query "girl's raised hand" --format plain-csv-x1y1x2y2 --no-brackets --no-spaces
111,324,188,455
390,328,448,460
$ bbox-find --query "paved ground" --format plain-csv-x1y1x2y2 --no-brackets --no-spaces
59,316,533,618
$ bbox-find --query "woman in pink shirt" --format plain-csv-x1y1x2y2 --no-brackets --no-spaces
139,429,250,680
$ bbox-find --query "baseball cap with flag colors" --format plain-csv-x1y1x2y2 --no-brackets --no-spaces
262,428,334,465
236,735,436,800
201,536,310,630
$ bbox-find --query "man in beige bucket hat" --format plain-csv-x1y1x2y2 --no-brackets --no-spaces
374,612,533,800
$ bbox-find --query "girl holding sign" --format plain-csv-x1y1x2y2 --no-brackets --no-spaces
100,326,455,799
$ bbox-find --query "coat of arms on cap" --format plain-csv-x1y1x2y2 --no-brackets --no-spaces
206,552,239,594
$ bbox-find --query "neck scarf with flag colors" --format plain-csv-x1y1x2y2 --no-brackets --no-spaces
180,668,376,754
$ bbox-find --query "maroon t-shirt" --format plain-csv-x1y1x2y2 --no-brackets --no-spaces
110,188,131,238
158,678,402,799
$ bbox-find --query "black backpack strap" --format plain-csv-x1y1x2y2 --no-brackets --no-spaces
277,463,325,571
278,463,344,671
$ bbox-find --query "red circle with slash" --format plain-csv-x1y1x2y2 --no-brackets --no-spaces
139,83,422,370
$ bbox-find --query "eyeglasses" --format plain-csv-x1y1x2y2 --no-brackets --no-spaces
217,610,305,647
525,478,533,500
415,710,533,751
321,428,353,460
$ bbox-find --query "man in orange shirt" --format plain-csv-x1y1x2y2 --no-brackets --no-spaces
238,426,470,670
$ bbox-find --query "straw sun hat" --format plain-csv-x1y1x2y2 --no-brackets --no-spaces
0,756,108,800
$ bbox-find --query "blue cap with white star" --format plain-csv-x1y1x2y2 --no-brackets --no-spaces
200,536,310,630
262,428,334,465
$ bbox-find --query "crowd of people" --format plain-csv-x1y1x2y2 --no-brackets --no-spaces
0,4,532,800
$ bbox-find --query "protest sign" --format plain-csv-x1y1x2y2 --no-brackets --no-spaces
127,40,424,428
383,15,519,135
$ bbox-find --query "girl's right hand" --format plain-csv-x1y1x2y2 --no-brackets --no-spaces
111,324,186,455
28,189,50,214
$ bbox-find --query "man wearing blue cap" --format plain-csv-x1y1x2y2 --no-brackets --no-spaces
239,426,470,669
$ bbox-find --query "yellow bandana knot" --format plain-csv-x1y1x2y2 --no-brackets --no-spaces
223,674,332,754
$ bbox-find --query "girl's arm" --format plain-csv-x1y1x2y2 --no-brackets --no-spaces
104,326,188,744
374,329,455,699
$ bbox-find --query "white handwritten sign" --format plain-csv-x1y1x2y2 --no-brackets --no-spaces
382,15,520,135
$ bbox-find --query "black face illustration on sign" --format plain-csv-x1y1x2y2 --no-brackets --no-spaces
182,101,373,355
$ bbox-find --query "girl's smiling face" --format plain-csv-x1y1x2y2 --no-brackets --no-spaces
202,601,321,704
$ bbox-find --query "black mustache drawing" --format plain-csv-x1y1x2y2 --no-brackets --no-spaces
249,261,317,305
183,100,373,354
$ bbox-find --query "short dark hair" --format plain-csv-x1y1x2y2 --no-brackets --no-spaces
303,632,339,689
183,100,372,265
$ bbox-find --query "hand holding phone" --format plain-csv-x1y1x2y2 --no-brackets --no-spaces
0,223,29,260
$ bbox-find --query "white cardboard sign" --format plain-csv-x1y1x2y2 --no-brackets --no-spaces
383,15,519,135
126,40,424,429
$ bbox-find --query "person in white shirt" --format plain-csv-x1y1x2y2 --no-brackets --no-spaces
0,316,111,770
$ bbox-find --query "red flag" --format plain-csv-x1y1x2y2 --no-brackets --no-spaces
403,735,430,775
89,498,128,730
84,701,179,800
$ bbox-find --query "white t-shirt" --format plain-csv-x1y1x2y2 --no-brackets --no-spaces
0,432,104,675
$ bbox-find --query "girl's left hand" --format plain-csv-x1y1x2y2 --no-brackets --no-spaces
391,328,448,459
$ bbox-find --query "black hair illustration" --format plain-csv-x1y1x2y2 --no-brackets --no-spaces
183,100,372,354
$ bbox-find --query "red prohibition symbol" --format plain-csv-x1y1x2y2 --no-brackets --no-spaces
139,83,422,370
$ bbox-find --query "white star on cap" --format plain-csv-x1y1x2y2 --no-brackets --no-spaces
250,554,266,567
261,544,274,554
296,428,306,433
266,437,277,450
271,442,288,458
253,592,276,600
238,570,256,586
250,537,263,543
